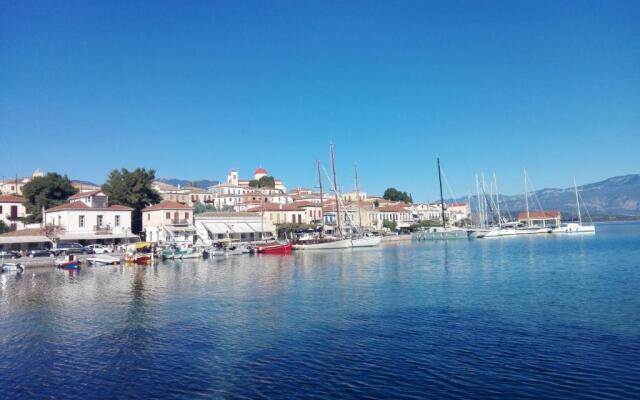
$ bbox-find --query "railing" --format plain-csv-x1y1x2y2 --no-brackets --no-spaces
168,219,190,226
93,225,113,234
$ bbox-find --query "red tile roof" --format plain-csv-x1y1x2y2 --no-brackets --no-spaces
0,195,25,203
246,203,301,212
142,200,192,211
68,189,104,199
517,211,561,220
291,201,321,208
46,202,133,212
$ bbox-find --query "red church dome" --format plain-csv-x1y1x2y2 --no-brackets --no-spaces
255,167,267,175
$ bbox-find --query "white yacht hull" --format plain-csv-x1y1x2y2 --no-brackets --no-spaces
552,223,596,234
293,239,353,250
515,227,552,235
477,228,518,238
351,236,382,247
413,228,469,240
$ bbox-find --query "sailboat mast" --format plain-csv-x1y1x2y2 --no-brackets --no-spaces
437,157,446,228
574,178,582,226
354,163,363,233
317,160,324,239
524,169,530,227
494,173,501,227
330,143,341,237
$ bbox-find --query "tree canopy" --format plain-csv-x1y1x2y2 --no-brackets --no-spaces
22,173,77,223
248,176,276,188
102,168,162,233
382,188,413,203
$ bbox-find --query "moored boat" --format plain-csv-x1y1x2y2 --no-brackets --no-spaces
293,238,353,250
87,255,121,266
2,262,24,272
351,236,382,247
256,242,292,254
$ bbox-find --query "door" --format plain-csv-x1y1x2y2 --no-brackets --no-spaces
10,205,18,219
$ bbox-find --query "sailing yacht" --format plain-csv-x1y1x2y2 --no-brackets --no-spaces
474,174,517,238
515,170,552,235
292,146,360,250
552,179,596,234
413,158,470,240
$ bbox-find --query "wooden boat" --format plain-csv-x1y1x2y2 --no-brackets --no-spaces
256,242,292,254
293,238,352,250
2,262,24,272
351,236,382,247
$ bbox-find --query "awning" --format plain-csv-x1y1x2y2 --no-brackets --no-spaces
58,232,133,241
201,222,230,235
0,236,52,244
165,226,196,233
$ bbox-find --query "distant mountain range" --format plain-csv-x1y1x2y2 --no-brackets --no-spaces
155,177,220,189
464,174,640,220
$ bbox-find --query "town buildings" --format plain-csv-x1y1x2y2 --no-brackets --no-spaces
142,201,196,244
0,194,28,230
43,190,133,244
195,212,276,243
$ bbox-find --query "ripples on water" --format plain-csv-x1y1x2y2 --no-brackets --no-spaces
1,223,640,399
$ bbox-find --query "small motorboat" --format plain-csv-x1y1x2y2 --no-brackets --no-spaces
129,254,152,265
2,262,24,272
256,242,292,254
55,255,80,269
87,255,121,266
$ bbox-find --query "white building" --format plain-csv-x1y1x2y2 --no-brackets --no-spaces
195,212,276,243
0,195,28,230
142,200,196,244
44,191,133,244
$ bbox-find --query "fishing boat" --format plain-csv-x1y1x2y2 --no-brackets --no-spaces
413,158,470,241
125,242,154,265
87,255,121,266
552,179,596,234
256,242,292,254
1,262,24,272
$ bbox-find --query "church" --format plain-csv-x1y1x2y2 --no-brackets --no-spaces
226,167,287,192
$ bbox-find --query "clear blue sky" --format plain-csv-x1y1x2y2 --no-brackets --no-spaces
1,0,638,201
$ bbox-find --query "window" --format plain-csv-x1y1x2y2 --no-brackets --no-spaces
147,214,150,221
97,215,103,226
115,215,120,227
0,206,2,213
79,215,85,228
184,212,189,220
166,212,171,219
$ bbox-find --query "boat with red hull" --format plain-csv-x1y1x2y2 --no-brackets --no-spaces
256,242,292,254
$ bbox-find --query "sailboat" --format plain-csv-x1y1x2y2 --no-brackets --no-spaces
551,179,596,234
293,146,354,250
413,158,469,240
350,163,382,248
474,174,517,238
515,169,552,235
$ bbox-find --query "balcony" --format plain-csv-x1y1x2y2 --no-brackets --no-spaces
168,219,190,226
93,225,113,234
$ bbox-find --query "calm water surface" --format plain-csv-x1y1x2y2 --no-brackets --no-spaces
1,223,640,399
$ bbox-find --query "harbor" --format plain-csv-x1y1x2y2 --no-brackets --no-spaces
2,222,639,399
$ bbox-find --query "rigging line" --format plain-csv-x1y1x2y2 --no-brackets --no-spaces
577,189,594,224
321,165,357,232
439,168,457,204
526,175,546,213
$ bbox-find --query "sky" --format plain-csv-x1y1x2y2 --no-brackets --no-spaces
1,0,638,201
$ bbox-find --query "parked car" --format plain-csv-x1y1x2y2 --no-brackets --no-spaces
28,249,54,258
0,250,21,259
87,244,111,254
53,243,92,256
